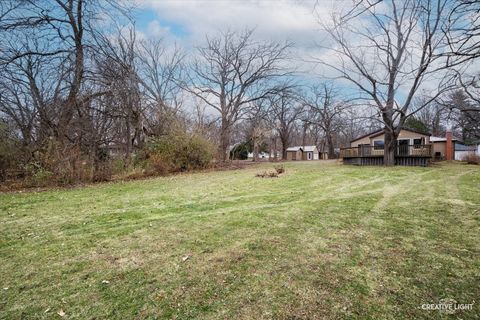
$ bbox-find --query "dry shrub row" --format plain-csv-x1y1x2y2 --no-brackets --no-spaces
1,131,215,189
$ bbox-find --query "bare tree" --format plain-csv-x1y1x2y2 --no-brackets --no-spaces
457,73,480,106
318,0,470,165
93,28,143,165
246,98,271,161
337,107,379,147
442,90,480,142
187,29,291,161
415,101,445,136
1,0,88,143
443,0,480,65
0,0,130,146
136,39,185,136
444,0,480,116
267,88,305,159
304,84,347,158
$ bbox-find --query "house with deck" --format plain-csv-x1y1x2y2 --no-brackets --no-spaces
340,128,433,166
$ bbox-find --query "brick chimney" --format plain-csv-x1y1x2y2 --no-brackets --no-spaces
445,129,453,160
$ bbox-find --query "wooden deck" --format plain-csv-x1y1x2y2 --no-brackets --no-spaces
340,144,433,166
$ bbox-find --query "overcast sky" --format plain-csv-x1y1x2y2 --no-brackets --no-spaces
133,1,345,77
131,0,480,107
135,0,332,43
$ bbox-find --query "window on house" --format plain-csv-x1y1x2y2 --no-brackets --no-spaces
373,140,384,150
413,138,424,149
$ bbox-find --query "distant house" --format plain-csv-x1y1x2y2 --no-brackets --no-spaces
454,143,479,160
246,151,282,160
431,132,479,161
247,151,270,159
286,146,319,161
340,128,433,166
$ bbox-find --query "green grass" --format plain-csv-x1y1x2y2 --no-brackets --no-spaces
1,161,479,319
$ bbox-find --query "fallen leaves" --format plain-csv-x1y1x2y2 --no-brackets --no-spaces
255,170,279,178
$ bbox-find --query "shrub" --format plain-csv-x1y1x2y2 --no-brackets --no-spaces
274,164,285,174
112,158,128,175
147,132,215,173
35,139,83,184
30,168,54,187
464,153,480,165
230,141,252,160
24,162,54,187
0,121,21,181
186,135,216,169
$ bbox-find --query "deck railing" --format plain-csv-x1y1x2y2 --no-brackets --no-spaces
340,144,433,158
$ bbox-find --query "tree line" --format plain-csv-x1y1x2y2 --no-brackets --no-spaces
0,0,479,184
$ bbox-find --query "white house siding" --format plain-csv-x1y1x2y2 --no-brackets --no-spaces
455,150,476,161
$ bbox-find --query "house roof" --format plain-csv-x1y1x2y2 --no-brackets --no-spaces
430,136,461,142
287,146,318,152
350,129,383,143
302,146,318,152
455,142,477,151
350,128,431,143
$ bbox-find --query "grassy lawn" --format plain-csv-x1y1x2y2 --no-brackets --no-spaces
1,161,479,319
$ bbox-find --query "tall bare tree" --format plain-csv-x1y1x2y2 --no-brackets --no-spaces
136,39,185,135
187,29,291,161
443,0,480,65
246,98,271,161
267,88,305,159
442,90,480,142
96,28,144,164
0,0,130,145
304,84,346,158
318,0,475,165
415,101,445,136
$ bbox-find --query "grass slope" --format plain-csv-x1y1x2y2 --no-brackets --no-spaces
1,161,479,319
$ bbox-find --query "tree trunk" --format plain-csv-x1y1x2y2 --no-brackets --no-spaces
327,133,335,159
252,126,259,162
382,107,397,166
125,119,132,167
280,135,288,160
302,123,307,147
253,139,259,162
384,128,396,166
274,137,278,161
271,135,278,161
219,119,230,162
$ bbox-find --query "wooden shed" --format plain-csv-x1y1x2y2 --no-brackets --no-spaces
286,146,320,161
286,146,303,160
301,146,319,160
